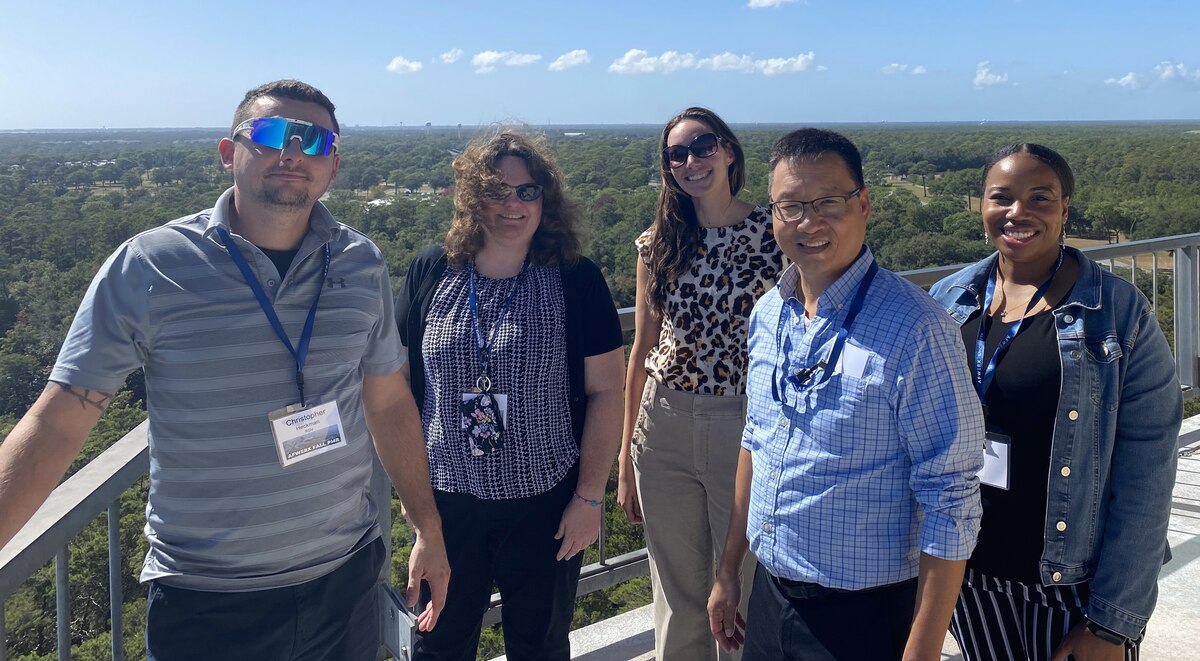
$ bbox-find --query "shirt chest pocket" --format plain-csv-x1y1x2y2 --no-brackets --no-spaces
804,372,877,452
1084,335,1123,412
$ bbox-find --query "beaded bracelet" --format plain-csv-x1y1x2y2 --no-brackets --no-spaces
574,492,602,507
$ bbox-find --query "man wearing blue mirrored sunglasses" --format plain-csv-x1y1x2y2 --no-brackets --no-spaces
0,80,449,661
233,116,340,157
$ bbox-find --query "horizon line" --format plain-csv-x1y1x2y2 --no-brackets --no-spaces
4,118,1200,134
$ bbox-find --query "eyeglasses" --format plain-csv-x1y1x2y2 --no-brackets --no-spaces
232,116,339,157
662,132,721,168
485,183,544,202
769,188,863,222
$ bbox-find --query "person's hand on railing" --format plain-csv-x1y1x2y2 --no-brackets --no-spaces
407,529,450,632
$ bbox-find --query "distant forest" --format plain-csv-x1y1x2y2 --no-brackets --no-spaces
1,122,1198,659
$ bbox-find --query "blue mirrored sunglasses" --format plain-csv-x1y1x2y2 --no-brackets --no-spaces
232,116,339,156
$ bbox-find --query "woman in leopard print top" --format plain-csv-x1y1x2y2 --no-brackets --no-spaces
618,107,782,661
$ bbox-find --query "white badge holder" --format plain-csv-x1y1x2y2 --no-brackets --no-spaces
979,431,1011,490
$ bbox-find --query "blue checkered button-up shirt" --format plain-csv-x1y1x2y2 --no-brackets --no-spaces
743,247,984,590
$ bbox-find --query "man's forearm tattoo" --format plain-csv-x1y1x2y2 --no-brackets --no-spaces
48,381,114,412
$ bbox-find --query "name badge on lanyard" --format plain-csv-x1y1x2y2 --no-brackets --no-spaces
461,258,526,457
771,261,878,404
972,249,1062,490
216,227,340,468
980,431,1011,490
269,401,348,467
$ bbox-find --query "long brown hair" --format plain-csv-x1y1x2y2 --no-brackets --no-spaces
445,129,583,268
644,108,745,315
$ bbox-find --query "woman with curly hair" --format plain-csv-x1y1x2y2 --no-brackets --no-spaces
396,130,625,660
618,107,783,660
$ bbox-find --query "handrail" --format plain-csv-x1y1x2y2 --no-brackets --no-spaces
3,232,1199,659
0,421,148,603
894,232,1200,287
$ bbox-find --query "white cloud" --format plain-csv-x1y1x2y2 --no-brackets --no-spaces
472,50,543,73
549,49,591,72
1153,60,1200,82
973,61,1009,88
882,63,927,75
609,49,696,74
609,49,815,76
758,53,817,76
1102,61,1199,89
1105,72,1140,89
508,54,542,66
385,56,422,74
1154,61,1187,81
748,0,797,6
698,52,759,73
816,65,829,71
440,48,463,64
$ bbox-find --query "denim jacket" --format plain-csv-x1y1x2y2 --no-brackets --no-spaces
929,247,1181,639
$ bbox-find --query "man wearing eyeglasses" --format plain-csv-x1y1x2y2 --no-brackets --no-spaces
707,129,984,661
0,80,449,660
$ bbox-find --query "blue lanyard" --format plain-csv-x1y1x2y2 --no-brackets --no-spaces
973,249,1063,403
467,258,528,392
772,261,878,403
215,227,330,406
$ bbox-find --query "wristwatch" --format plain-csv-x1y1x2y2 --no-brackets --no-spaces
1085,620,1128,646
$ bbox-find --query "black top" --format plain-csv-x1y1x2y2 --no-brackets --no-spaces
395,246,624,448
259,247,299,278
960,306,1061,582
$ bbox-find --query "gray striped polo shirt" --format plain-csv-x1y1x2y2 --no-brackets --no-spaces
50,187,406,591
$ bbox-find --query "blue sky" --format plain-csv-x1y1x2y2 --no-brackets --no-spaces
3,0,1199,130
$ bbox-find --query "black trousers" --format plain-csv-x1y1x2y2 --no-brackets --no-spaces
413,472,583,661
145,537,384,661
743,564,918,661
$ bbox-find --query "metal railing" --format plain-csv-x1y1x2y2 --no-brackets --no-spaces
3,233,1198,660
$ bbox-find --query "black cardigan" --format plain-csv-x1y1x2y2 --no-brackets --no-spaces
395,246,623,445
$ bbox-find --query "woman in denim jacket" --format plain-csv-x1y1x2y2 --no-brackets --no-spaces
928,143,1181,661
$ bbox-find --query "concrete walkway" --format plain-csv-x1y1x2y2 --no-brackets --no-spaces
491,415,1200,661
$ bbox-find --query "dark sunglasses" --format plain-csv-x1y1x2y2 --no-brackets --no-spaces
662,132,721,168
232,116,339,157
485,183,544,202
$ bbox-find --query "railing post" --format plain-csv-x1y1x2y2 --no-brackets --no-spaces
597,499,607,565
56,546,70,661
370,455,393,584
1152,253,1160,311
1176,245,1200,391
107,502,123,661
371,452,395,661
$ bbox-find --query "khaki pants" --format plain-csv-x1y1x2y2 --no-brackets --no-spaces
632,378,756,661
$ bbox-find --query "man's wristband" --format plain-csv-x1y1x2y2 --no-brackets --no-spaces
573,492,602,507
1085,620,1128,646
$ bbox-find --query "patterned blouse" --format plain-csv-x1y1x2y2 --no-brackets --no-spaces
636,206,782,395
421,264,577,499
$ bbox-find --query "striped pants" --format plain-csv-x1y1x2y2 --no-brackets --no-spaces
951,569,1139,661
